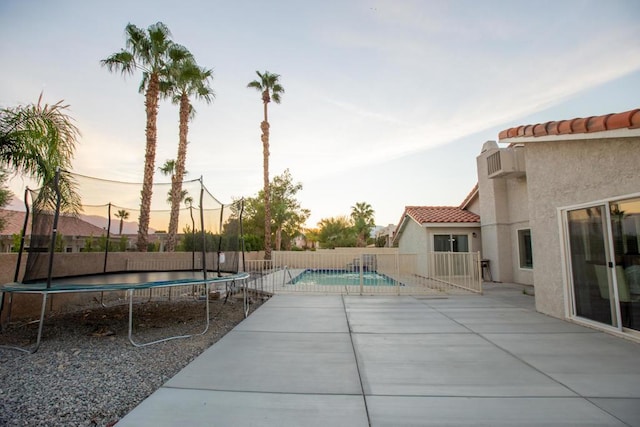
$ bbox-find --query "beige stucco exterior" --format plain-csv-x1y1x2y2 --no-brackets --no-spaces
397,219,429,276
478,133,640,322
524,136,640,319
396,216,481,277
477,144,533,285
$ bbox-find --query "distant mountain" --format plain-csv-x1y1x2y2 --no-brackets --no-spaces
3,196,147,235
80,214,151,235
6,196,26,211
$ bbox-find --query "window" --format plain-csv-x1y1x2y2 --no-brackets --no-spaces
434,234,469,252
518,229,533,268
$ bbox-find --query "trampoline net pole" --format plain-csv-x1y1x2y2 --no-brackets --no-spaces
103,203,111,273
217,205,224,277
45,169,62,289
240,198,246,272
199,178,207,280
13,188,31,283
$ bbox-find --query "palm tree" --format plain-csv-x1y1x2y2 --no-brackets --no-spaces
158,158,189,202
162,57,214,252
101,22,191,251
247,71,284,260
0,94,81,211
114,209,129,235
351,202,375,247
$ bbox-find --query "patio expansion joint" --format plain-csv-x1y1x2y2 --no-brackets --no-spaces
349,331,473,335
160,385,363,397
231,330,351,335
362,393,602,399
341,295,372,427
583,396,640,426
428,305,591,400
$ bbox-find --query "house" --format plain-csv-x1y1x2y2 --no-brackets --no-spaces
374,224,396,247
0,209,121,253
477,107,640,337
393,188,482,277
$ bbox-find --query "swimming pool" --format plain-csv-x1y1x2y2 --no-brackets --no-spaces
291,269,397,287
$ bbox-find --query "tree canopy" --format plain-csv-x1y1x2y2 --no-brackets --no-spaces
351,202,375,247
241,169,309,251
101,21,192,251
0,94,81,211
317,216,357,249
315,202,377,249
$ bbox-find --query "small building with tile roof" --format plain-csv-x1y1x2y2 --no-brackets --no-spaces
393,194,481,278
477,107,640,337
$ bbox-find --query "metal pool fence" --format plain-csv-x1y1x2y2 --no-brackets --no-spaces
243,251,482,295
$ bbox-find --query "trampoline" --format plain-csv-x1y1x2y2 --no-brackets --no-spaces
0,170,251,353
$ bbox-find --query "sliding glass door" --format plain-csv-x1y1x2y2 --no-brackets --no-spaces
610,198,640,330
566,197,640,331
567,205,615,326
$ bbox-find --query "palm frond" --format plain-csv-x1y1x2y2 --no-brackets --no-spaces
0,96,81,212
100,50,136,75
247,80,263,90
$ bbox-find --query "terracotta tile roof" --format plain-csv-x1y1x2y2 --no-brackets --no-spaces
0,209,107,236
499,108,640,140
403,206,480,224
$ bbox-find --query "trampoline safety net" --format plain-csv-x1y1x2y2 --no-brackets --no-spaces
19,170,244,284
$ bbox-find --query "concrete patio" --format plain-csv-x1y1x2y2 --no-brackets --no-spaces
117,284,640,426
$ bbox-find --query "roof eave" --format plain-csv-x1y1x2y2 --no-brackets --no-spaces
420,222,481,228
500,128,640,144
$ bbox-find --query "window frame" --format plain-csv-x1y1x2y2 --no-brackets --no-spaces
518,228,533,269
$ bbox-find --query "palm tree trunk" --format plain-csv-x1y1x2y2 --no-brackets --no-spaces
275,226,282,251
136,73,160,251
261,90,272,261
261,119,271,260
166,93,190,252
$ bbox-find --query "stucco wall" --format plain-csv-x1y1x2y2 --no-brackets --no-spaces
477,146,531,284
465,195,481,216
525,137,640,319
398,219,428,276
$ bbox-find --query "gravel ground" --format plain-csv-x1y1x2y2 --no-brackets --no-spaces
0,293,265,426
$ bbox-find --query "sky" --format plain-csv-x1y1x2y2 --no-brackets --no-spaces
1,0,639,228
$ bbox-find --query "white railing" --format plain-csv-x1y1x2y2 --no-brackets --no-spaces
427,251,483,294
242,251,482,295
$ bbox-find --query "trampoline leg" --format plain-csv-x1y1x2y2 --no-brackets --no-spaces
33,293,48,353
0,292,47,354
243,279,249,318
128,283,211,348
6,292,14,325
0,291,5,331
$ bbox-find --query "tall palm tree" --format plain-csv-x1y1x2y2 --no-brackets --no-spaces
0,94,81,211
114,209,129,235
162,57,214,252
247,71,284,260
351,202,375,247
158,158,189,202
101,22,191,251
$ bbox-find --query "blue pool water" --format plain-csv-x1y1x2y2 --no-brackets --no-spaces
291,269,396,286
